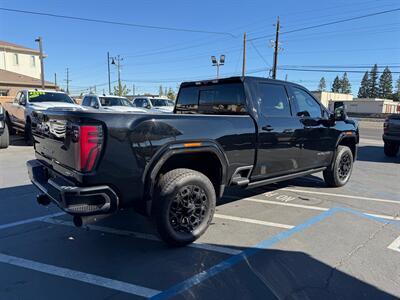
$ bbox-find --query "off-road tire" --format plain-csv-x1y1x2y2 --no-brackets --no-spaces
0,124,9,149
323,145,353,187
153,168,216,246
384,141,399,157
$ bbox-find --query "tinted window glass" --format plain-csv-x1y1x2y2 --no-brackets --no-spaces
81,96,91,106
90,97,98,108
258,83,291,117
28,91,73,103
175,87,199,113
99,97,131,107
176,83,246,114
134,98,150,108
291,87,322,118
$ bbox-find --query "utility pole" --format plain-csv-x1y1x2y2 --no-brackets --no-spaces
272,17,280,80
64,68,71,94
35,37,45,89
242,32,246,77
132,84,135,97
107,52,111,94
54,73,57,87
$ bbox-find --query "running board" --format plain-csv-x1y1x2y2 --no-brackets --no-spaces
246,167,326,189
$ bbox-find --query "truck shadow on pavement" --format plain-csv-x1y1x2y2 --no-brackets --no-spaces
357,145,400,164
0,184,398,299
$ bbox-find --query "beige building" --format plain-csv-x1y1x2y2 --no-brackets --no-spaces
343,98,400,114
0,41,41,79
0,41,57,100
312,91,353,108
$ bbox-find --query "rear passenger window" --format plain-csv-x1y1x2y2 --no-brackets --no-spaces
175,87,199,113
176,83,246,114
258,83,291,117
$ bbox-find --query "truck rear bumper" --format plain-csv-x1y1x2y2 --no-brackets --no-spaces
27,160,119,216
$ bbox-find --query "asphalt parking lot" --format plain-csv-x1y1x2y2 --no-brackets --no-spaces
0,120,399,300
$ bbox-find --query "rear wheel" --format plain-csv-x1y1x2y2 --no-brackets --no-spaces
5,114,15,135
0,124,9,149
384,141,399,157
323,145,353,187
153,168,216,246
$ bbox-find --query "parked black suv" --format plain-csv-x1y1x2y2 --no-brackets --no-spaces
27,77,359,245
383,114,400,156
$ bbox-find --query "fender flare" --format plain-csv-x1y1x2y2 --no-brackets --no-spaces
330,132,358,167
142,140,229,213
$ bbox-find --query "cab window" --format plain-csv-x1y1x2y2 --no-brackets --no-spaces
258,83,291,117
291,87,322,118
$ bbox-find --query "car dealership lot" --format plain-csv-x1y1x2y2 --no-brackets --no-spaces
0,120,399,300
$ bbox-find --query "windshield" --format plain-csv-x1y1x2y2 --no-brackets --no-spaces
28,91,74,103
99,97,132,107
151,99,174,107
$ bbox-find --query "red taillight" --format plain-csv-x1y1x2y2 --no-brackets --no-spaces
383,119,389,133
77,125,103,172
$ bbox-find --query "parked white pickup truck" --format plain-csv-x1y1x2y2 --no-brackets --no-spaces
3,89,82,145
81,94,148,113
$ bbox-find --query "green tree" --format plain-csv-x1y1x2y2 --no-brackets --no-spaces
340,72,351,94
318,77,326,92
166,87,176,100
358,71,370,98
393,76,400,101
331,76,341,93
158,85,163,96
113,84,130,96
378,66,393,99
369,64,379,98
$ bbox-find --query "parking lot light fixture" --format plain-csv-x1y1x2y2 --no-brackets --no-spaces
211,54,225,79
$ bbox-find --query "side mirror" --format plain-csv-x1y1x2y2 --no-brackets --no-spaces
333,107,347,121
93,104,99,109
19,98,26,106
146,104,151,109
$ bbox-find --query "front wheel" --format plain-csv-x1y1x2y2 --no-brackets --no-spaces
153,168,216,246
0,124,9,149
323,145,354,187
384,141,399,157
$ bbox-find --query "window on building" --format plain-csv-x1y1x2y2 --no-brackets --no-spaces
0,89,9,96
31,56,36,67
13,53,19,65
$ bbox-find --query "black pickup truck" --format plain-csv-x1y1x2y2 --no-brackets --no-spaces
27,77,359,246
383,114,400,157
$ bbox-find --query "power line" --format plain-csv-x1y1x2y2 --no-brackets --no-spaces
0,7,236,37
277,67,400,74
249,8,400,41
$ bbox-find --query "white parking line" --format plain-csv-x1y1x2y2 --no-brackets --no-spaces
225,195,400,221
0,212,65,231
388,235,400,253
214,213,294,229
42,218,241,256
280,188,399,205
0,253,161,297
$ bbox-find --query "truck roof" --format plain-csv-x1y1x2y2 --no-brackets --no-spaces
180,76,303,88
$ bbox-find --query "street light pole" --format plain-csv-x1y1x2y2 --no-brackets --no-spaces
111,55,123,96
107,52,111,94
35,37,45,89
211,55,225,79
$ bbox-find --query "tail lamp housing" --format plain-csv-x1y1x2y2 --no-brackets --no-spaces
75,125,103,172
